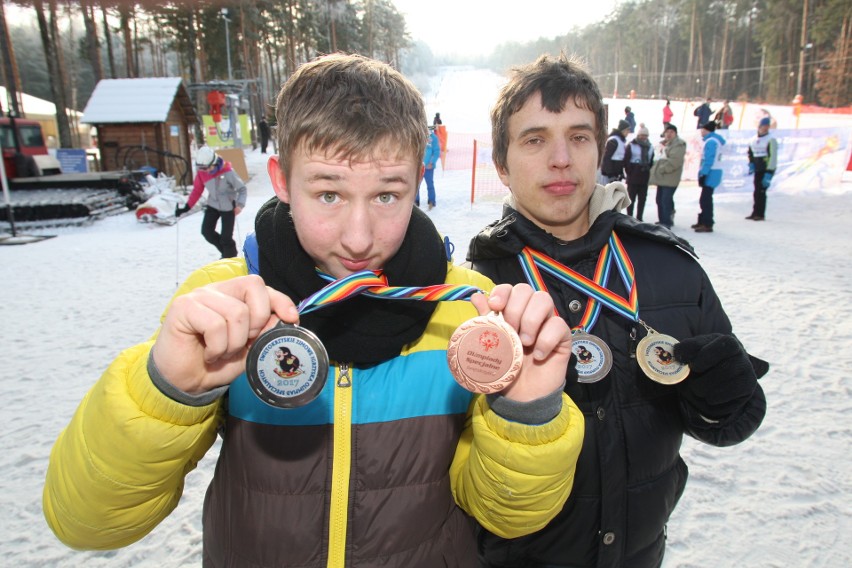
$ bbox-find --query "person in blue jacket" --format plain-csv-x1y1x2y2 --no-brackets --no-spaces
417,125,441,210
692,121,726,233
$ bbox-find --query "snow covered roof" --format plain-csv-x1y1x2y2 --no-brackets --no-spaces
0,86,81,117
81,77,198,124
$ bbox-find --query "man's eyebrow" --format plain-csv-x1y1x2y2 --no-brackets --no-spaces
516,123,596,139
379,174,410,184
306,173,342,182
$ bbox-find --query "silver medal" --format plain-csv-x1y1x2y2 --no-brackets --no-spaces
572,331,613,383
246,322,330,408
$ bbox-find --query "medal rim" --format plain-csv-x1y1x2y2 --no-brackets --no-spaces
246,322,330,408
636,332,690,385
447,313,523,394
572,331,613,384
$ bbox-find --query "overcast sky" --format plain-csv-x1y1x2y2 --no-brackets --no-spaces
392,0,620,56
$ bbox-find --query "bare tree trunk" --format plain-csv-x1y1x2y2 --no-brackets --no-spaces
717,7,730,91
101,3,116,78
687,0,696,75
0,0,23,116
286,0,296,74
132,9,141,77
62,3,81,147
119,5,135,77
81,0,103,82
34,0,72,147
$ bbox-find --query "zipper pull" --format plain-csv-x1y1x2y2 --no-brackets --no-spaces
629,326,638,359
337,363,351,388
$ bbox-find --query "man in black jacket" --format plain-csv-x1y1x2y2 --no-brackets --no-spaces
467,53,768,568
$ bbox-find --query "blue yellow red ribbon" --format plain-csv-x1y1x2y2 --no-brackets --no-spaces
300,270,483,314
517,232,638,325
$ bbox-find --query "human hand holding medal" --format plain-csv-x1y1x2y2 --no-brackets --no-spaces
152,275,300,396
448,284,572,401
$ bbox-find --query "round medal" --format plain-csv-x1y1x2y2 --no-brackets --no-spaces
447,312,523,394
572,332,613,383
636,332,689,385
246,322,330,408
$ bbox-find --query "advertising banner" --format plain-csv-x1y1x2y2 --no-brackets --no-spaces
202,115,252,148
679,127,852,193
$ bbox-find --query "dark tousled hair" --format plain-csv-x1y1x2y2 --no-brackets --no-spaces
491,53,607,170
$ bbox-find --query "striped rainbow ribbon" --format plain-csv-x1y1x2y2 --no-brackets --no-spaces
299,270,483,314
519,242,613,332
518,232,639,322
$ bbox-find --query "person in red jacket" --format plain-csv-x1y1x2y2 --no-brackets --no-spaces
177,146,247,258
662,99,674,127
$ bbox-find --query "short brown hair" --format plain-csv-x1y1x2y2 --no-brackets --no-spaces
274,53,427,177
491,54,606,171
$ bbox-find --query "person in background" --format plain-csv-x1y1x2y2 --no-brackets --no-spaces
624,123,655,221
44,53,584,567
176,146,247,258
466,52,767,568
692,121,726,233
624,106,636,133
417,124,441,210
662,98,674,127
258,117,271,154
600,119,631,183
433,112,449,170
650,122,686,228
715,100,734,130
746,116,778,221
693,97,713,129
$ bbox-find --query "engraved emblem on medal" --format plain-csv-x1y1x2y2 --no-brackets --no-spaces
246,322,330,408
447,311,523,394
636,329,689,385
572,331,613,383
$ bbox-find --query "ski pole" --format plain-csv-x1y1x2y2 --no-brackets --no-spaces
175,208,180,289
233,200,242,253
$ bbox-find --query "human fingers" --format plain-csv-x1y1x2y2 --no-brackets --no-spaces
527,315,571,361
477,283,513,315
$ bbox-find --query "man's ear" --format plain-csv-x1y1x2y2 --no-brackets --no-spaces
267,155,289,203
418,163,425,184
496,163,511,188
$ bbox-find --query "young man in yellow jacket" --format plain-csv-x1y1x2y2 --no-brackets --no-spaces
43,54,585,567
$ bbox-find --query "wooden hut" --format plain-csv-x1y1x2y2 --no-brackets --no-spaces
81,78,199,184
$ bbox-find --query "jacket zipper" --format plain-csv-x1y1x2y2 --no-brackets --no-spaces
327,363,353,568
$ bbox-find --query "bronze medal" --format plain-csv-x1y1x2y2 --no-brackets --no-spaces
447,312,523,394
572,331,612,383
636,331,689,385
246,322,330,408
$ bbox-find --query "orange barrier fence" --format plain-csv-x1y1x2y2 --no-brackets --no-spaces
469,138,508,205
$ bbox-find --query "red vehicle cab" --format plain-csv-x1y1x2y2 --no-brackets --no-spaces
1,117,48,178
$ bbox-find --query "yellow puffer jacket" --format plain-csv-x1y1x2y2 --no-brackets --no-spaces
44,259,584,564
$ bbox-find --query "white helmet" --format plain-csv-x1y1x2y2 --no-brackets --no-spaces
195,146,217,167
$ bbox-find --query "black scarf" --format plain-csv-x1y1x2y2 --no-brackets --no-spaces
255,197,447,364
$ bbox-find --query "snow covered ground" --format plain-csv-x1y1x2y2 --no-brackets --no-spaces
2,67,851,567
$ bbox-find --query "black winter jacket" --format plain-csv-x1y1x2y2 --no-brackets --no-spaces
467,208,767,568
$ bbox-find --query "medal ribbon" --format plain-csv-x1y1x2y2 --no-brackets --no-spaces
519,243,612,332
518,232,639,323
299,270,483,315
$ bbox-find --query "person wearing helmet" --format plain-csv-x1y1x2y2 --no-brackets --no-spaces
177,146,247,258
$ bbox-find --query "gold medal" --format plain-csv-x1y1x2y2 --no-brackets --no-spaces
572,331,612,383
246,322,330,408
636,330,689,385
447,312,523,394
